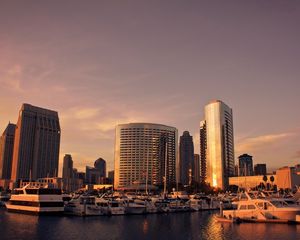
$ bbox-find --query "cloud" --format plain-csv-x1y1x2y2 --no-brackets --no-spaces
236,132,293,154
0,64,23,92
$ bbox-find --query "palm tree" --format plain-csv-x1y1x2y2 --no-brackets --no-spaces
263,175,268,189
270,175,275,190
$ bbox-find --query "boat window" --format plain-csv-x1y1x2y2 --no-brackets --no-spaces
26,189,38,194
239,205,247,210
247,205,256,210
256,202,264,209
38,189,62,195
270,201,287,207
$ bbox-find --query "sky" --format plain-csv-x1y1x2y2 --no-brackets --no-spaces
0,1,299,174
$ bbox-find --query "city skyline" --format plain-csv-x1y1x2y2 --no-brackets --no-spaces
1,1,300,174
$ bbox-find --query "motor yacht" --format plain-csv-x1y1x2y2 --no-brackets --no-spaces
6,184,64,214
222,192,300,221
64,195,105,216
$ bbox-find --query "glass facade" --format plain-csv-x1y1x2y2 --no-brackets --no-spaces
114,123,177,189
202,100,235,190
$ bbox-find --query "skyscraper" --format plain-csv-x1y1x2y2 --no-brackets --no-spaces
199,120,207,182
114,123,178,189
200,100,235,190
179,131,194,185
85,158,107,184
238,154,254,176
194,154,200,183
11,104,61,183
62,154,73,191
0,123,16,179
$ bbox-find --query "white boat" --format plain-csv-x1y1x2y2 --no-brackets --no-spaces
96,198,125,215
134,198,158,213
121,198,146,214
64,195,105,216
222,192,300,222
6,184,64,214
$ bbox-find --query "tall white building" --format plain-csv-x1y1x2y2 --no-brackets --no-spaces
200,100,235,190
114,123,178,189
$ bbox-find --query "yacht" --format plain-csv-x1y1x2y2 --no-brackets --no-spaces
6,184,64,214
64,195,104,216
221,192,300,222
96,198,125,215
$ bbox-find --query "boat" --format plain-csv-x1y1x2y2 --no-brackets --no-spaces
222,192,300,222
119,197,146,214
96,198,125,215
64,195,105,216
6,184,64,214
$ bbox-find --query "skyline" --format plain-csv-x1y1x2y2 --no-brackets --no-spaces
1,1,300,173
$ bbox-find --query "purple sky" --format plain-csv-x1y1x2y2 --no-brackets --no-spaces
0,1,299,174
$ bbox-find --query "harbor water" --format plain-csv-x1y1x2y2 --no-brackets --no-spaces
0,209,299,240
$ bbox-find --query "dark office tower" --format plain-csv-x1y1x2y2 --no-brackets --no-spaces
94,158,106,178
179,131,194,185
11,104,61,183
85,158,107,184
0,123,16,179
199,120,207,182
194,154,200,183
238,154,254,176
62,154,73,191
254,164,267,176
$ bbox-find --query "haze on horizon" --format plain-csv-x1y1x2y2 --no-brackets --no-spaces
0,1,299,174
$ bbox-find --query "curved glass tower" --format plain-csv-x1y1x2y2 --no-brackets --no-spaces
200,100,235,190
114,123,177,189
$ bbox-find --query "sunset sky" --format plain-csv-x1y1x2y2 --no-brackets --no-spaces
0,1,299,174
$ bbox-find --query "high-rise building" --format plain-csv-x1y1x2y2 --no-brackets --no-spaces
0,123,16,179
114,123,178,189
62,154,73,191
11,104,61,184
86,158,107,184
254,164,267,176
62,154,73,180
199,120,207,182
194,154,200,183
179,131,194,185
200,100,235,190
238,154,254,176
108,170,114,184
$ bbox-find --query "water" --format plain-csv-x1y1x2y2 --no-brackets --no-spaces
1,209,299,240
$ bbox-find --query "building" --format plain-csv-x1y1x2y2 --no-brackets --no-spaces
229,175,276,189
62,154,82,192
11,104,61,185
86,158,107,184
194,154,200,183
200,100,235,190
238,154,254,176
62,154,73,180
179,131,194,185
199,120,207,182
108,170,114,184
276,166,300,190
20,177,63,189
0,123,16,179
114,123,178,189
254,164,267,176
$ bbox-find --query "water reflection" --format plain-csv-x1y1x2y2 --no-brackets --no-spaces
1,210,299,240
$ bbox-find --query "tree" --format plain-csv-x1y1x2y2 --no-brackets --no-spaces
263,175,268,189
270,175,275,190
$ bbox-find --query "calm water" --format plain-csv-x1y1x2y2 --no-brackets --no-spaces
1,209,299,240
